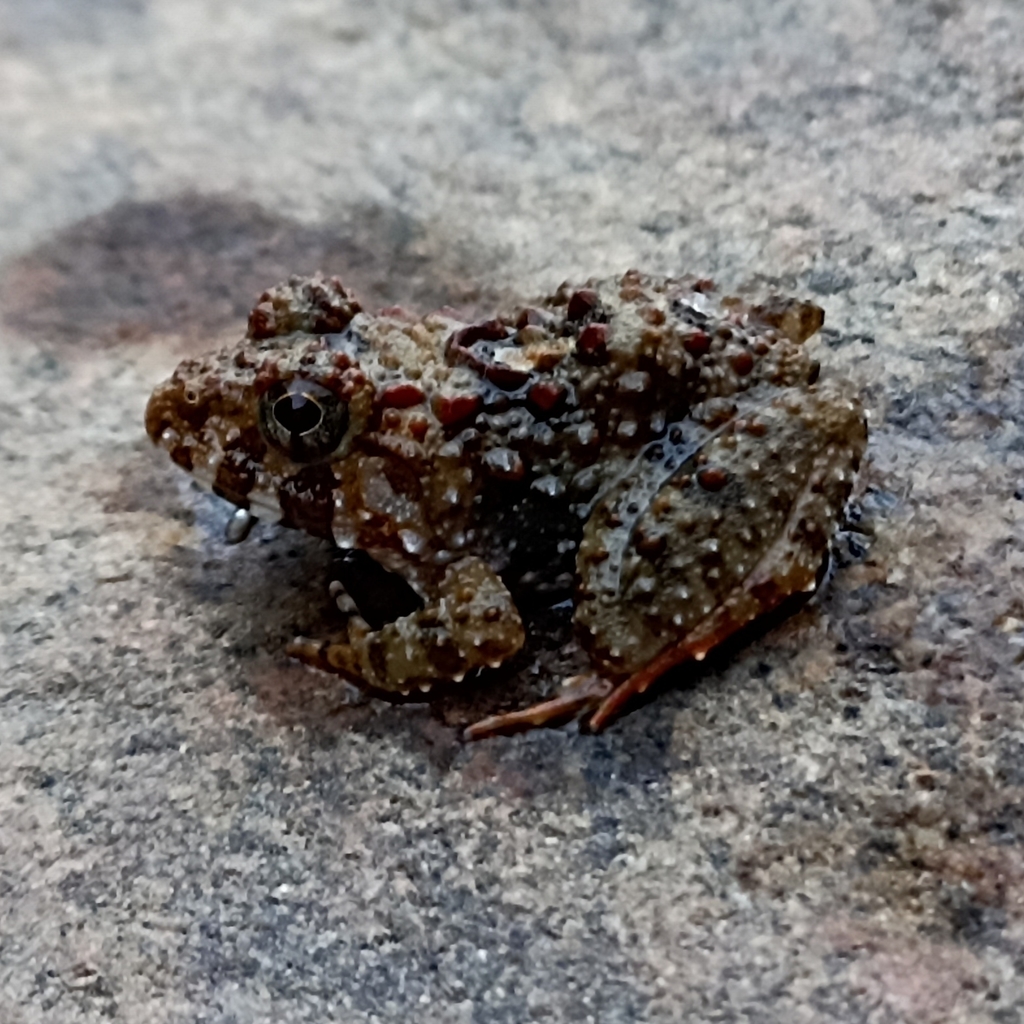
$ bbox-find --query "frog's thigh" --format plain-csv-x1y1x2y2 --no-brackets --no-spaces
289,556,525,693
575,387,866,682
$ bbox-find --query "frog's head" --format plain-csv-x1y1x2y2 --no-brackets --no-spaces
145,317,376,536
147,275,483,543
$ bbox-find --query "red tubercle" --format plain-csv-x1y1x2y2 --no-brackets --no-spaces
253,358,284,396
683,331,710,357
567,288,599,321
408,414,430,441
485,363,531,391
697,467,729,491
731,351,755,376
528,381,567,413
432,392,482,426
317,366,370,402
380,382,426,409
248,301,277,340
576,323,609,363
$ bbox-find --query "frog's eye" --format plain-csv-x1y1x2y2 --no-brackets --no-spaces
259,379,349,463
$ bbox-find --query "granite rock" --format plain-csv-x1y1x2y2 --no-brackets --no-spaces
2,1,1023,1022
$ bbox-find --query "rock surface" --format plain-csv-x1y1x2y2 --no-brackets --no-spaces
2,1,1023,1022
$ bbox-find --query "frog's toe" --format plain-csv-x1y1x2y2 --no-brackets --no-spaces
286,637,334,670
464,674,613,741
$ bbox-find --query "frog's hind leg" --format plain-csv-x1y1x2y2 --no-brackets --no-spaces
588,540,840,731
578,385,868,732
463,674,614,740
586,567,805,732
288,556,525,696
465,548,813,739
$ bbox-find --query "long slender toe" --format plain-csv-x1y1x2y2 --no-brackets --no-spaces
464,675,613,741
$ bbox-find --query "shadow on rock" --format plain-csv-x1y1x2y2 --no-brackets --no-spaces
0,193,501,347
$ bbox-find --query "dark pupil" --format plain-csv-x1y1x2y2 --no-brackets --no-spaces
273,393,323,435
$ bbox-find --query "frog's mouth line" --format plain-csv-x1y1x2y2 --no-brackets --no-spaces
188,467,284,525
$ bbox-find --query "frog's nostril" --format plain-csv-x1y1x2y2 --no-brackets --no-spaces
273,393,324,435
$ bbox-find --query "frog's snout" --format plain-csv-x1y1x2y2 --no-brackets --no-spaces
145,379,176,446
146,365,217,439
145,373,216,476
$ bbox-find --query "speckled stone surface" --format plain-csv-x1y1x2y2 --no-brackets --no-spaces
2,2,1024,1022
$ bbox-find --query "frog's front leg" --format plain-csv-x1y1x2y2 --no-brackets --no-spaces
288,556,525,695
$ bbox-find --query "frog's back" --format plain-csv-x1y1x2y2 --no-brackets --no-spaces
439,270,839,602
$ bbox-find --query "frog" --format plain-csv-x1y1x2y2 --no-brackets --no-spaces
145,269,867,739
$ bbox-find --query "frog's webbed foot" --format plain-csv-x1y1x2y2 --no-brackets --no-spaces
288,557,525,697
463,674,614,741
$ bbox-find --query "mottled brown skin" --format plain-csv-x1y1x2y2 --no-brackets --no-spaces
145,270,867,737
